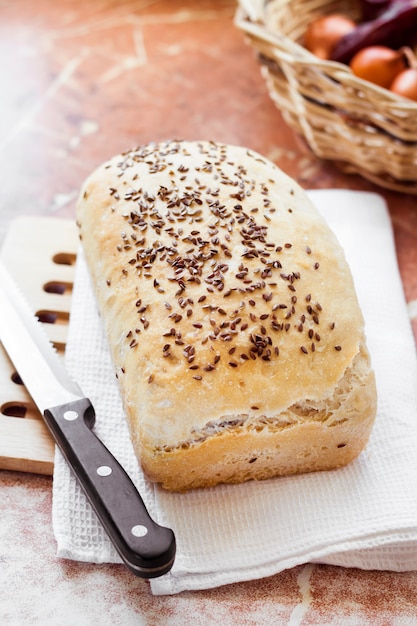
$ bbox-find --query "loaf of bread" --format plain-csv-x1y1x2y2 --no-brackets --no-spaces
76,139,377,491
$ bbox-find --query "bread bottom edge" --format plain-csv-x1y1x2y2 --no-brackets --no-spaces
138,401,376,492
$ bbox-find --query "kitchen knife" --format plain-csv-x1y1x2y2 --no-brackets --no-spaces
0,261,175,578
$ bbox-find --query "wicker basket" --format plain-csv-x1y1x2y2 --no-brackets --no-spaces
235,0,417,194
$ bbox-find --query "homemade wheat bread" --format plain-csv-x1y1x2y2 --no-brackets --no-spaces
76,140,377,491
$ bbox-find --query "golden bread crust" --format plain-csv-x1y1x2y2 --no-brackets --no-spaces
76,140,377,491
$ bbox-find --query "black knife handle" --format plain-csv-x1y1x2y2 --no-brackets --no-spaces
43,397,176,578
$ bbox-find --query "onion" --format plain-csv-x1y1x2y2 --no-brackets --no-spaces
390,68,417,101
349,46,408,88
304,14,356,60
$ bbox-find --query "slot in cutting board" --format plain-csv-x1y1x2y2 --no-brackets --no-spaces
0,217,79,475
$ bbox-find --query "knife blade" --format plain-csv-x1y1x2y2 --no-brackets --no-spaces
0,260,175,578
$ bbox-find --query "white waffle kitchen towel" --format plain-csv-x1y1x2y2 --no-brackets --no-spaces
52,190,417,595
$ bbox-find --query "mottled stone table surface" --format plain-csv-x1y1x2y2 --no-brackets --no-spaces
1,1,416,624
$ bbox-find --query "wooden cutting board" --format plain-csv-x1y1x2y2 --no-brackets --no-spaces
0,217,79,475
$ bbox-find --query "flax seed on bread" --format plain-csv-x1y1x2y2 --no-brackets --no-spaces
76,139,377,491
